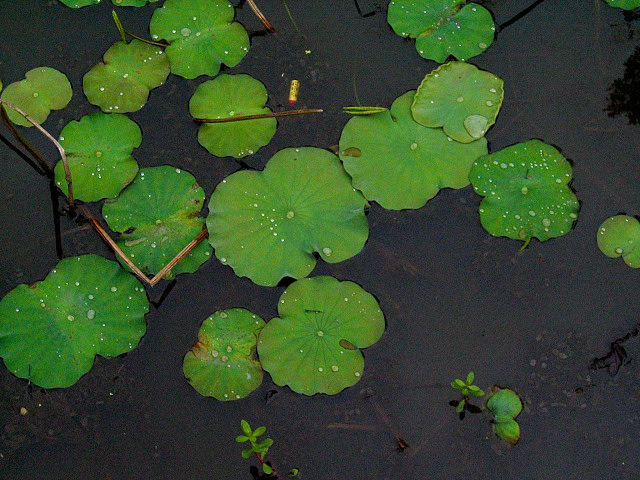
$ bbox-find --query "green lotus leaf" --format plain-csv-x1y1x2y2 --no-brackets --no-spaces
112,0,160,6
604,0,640,9
83,40,170,113
387,0,495,63
189,74,276,158
257,276,385,395
412,61,504,143
183,309,265,400
0,67,72,127
54,113,141,202
102,166,212,279
149,0,250,79
206,148,369,286
339,91,487,210
487,388,522,444
597,215,640,268
0,255,148,389
469,140,579,243
58,0,101,7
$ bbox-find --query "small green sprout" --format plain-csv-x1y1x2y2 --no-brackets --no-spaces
451,371,485,415
236,420,275,475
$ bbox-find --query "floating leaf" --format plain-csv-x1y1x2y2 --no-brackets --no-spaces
54,113,141,202
486,387,523,444
257,276,385,395
58,0,101,7
207,147,369,286
469,140,579,243
183,309,265,400
604,0,640,9
189,74,276,158
149,0,250,79
0,255,148,388
412,61,504,143
83,40,170,113
339,91,487,210
597,215,640,268
112,0,160,6
102,166,212,279
0,67,72,127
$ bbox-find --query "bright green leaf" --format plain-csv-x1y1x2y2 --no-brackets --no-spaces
241,419,252,436
253,426,266,437
597,215,640,268
58,0,101,7
241,448,253,459
486,388,523,420
604,0,640,9
492,418,520,445
262,464,273,475
236,435,249,443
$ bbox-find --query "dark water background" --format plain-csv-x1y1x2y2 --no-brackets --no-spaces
1,0,640,478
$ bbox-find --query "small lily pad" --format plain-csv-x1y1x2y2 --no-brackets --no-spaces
604,0,640,9
257,276,385,395
597,215,640,268
486,387,523,444
58,0,101,7
183,309,265,401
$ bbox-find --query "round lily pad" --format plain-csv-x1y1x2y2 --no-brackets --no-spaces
206,148,369,286
597,215,640,268
412,61,504,143
102,166,212,279
149,0,250,79
0,255,149,388
339,91,487,210
469,140,579,243
257,276,385,395
83,40,170,113
189,74,277,158
604,0,640,9
486,387,522,445
0,67,72,127
183,309,265,401
54,113,141,202
58,0,101,7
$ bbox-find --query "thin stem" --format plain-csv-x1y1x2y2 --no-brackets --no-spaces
246,0,275,32
111,8,168,47
282,0,300,34
149,228,208,286
193,108,323,123
0,105,52,177
123,29,168,48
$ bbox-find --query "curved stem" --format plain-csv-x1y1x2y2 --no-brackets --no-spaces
246,0,275,32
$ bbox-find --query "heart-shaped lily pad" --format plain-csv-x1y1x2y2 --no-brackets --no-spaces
83,40,170,113
469,140,579,243
54,113,141,202
339,91,487,210
149,0,250,79
486,387,523,445
597,215,640,268
0,255,149,388
189,74,277,158
412,61,504,143
604,0,640,9
183,309,265,400
0,67,72,127
103,166,212,279
257,276,385,395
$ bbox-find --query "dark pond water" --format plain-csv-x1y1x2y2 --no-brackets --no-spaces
1,1,640,478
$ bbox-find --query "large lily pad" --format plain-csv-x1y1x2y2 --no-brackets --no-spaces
83,40,170,113
206,148,369,286
339,91,487,210
604,0,640,9
257,276,385,395
469,140,579,243
183,309,265,400
597,215,640,268
0,255,148,388
102,166,212,279
149,0,250,79
54,113,141,202
0,67,72,127
189,74,277,158
412,61,504,143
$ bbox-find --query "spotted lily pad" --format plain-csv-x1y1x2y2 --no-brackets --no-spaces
83,40,170,113
339,91,487,210
597,215,640,268
54,113,141,202
257,276,385,395
604,0,640,9
189,74,277,158
183,309,265,400
486,387,522,445
0,255,148,388
207,148,369,286
469,140,579,243
149,0,250,79
0,67,72,127
412,61,504,143
102,166,212,279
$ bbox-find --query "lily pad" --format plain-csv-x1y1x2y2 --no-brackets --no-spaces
54,113,141,202
83,40,170,113
486,387,523,445
339,91,487,210
257,276,385,395
412,61,504,143
469,140,579,243
58,0,101,7
149,0,250,79
206,148,369,286
102,166,212,279
387,0,495,63
183,309,265,400
597,215,640,268
0,255,148,388
604,0,640,9
189,74,277,158
112,0,160,5
0,67,72,127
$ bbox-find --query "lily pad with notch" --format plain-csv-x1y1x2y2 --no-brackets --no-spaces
597,215,640,268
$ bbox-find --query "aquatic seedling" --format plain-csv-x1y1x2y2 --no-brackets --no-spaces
486,386,523,445
236,420,276,476
450,371,485,415
597,215,640,268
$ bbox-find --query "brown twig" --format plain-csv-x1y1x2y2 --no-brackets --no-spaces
246,0,275,32
149,228,208,286
193,108,323,123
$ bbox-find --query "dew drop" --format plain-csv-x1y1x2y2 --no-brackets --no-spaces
410,142,418,150
317,330,324,337
286,211,295,219
87,309,95,320
331,365,339,372
110,286,118,292
322,247,332,256
181,27,191,36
